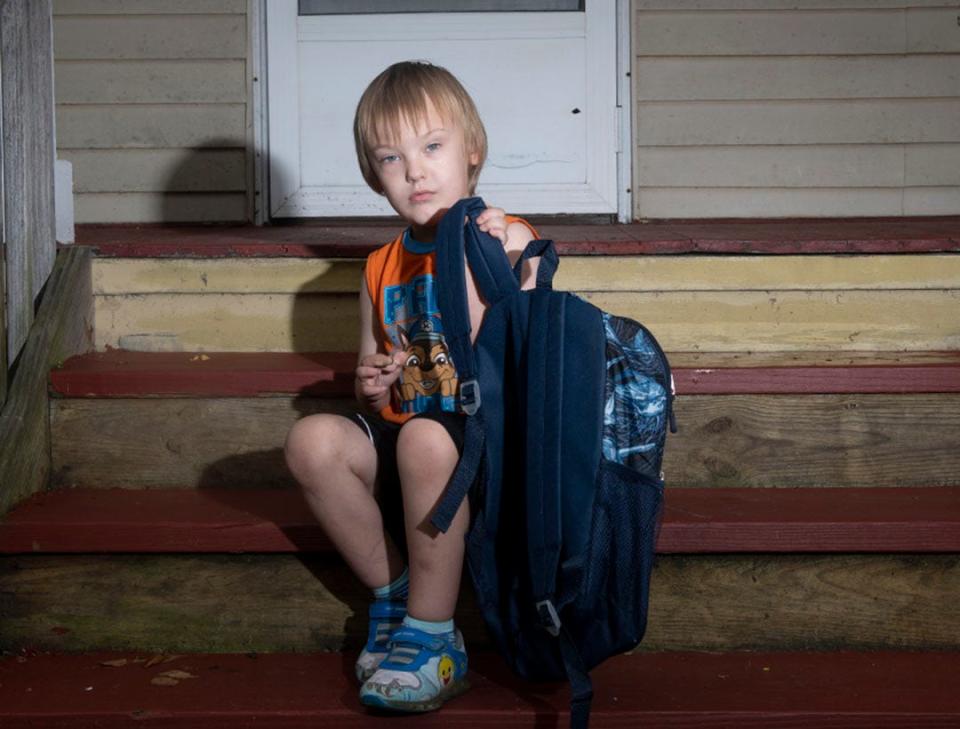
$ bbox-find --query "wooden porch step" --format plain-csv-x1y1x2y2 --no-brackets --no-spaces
47,351,960,490
3,487,959,555
77,216,960,257
49,349,960,398
2,650,959,728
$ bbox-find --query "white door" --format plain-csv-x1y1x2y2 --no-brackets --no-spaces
265,0,620,219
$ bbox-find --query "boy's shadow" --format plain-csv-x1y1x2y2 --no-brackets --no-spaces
193,246,369,675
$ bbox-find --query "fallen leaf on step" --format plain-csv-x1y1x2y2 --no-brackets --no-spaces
157,670,197,680
150,676,179,687
190,354,211,362
144,654,182,668
99,659,128,668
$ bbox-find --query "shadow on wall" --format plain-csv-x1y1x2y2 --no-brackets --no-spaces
159,138,250,224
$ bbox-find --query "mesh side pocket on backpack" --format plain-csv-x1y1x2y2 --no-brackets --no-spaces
577,459,663,665
601,313,668,482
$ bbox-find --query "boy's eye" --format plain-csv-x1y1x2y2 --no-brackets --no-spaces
426,142,441,152
378,153,399,164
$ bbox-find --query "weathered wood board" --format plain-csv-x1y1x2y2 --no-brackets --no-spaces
1,554,956,653
2,0,57,362
0,248,93,514
51,397,354,489
50,393,960,489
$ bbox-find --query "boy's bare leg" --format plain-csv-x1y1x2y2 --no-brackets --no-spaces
284,413,405,589
395,418,468,622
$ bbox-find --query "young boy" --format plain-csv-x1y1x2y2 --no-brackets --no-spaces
284,61,539,713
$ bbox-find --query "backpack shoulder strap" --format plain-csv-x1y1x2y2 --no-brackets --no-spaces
431,197,516,533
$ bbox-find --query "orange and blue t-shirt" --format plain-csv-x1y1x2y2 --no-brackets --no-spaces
364,216,537,424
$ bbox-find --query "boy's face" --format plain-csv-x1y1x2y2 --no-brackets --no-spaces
370,99,479,242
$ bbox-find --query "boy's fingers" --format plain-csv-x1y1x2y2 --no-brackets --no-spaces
361,353,393,368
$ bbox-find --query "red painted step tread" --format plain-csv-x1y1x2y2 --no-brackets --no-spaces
3,487,958,554
49,351,357,397
49,350,960,397
76,216,960,257
1,650,958,727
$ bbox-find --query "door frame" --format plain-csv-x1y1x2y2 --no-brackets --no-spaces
250,0,633,223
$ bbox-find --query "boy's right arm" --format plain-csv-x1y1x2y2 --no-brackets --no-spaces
355,273,404,414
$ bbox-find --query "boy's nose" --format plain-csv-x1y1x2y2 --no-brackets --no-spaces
405,159,425,182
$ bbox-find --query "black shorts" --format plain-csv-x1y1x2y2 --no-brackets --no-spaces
347,409,465,553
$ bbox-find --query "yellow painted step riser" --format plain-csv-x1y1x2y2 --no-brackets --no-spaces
93,254,960,294
94,289,960,352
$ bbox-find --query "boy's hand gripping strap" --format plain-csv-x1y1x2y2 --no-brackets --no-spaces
430,197,517,533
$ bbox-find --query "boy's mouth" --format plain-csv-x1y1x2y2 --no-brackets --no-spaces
410,191,434,203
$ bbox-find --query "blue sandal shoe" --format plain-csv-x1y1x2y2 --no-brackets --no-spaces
359,625,469,712
355,600,406,683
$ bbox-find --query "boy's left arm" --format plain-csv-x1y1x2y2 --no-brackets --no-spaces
475,207,540,291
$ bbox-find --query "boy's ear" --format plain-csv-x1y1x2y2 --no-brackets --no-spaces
468,149,481,166
396,325,410,350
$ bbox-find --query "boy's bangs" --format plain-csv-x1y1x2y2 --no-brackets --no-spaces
369,88,459,147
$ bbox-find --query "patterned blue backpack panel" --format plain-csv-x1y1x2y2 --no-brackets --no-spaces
431,199,674,729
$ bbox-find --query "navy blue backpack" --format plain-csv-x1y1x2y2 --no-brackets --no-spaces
430,198,675,728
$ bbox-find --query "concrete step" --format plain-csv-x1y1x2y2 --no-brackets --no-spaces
5,650,959,728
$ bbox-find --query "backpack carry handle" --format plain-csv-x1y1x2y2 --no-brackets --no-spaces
512,238,559,290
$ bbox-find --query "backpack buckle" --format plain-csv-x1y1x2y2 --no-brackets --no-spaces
460,378,481,415
535,599,562,637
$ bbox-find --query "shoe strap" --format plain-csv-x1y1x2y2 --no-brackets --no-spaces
386,626,447,653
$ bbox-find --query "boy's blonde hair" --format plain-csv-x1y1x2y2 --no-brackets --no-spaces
354,61,487,195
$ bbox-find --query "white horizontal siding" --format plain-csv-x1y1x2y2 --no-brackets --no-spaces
54,15,245,59
62,149,246,192
57,105,246,148
637,100,960,146
54,0,244,12
54,3,248,223
636,56,960,101
55,61,246,103
636,1,954,7
634,2,960,218
75,192,247,223
639,144,960,188
635,8,960,56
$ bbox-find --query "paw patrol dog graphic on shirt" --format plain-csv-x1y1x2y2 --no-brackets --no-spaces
397,314,459,413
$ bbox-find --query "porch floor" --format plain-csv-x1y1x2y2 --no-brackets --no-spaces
3,650,959,728
75,216,960,258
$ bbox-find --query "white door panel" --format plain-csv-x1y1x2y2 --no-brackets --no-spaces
266,1,617,217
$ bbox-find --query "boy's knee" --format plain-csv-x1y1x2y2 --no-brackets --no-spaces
396,418,458,473
285,414,355,479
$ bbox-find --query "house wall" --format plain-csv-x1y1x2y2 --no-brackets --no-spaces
632,0,960,219
52,1,960,222
52,0,249,223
